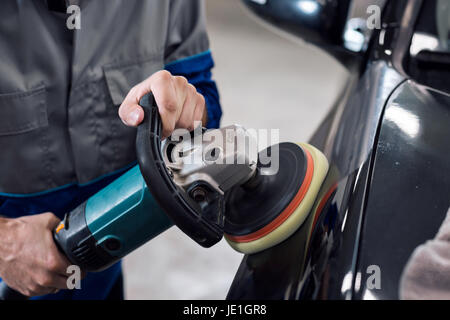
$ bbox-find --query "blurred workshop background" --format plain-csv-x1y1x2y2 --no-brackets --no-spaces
123,0,348,299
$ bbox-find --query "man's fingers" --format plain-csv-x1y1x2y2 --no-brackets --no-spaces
118,75,155,127
176,84,197,130
24,284,49,297
50,250,73,277
173,76,189,106
150,72,180,137
118,70,206,137
118,89,145,127
42,212,61,230
194,94,206,127
34,271,68,289
124,106,144,127
53,274,71,290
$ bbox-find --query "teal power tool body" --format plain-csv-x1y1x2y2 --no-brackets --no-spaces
55,165,174,268
53,93,227,270
0,93,227,299
0,93,328,299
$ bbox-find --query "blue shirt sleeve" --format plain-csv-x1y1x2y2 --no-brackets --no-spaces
164,50,222,129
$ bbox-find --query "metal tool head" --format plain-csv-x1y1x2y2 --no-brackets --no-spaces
162,125,258,195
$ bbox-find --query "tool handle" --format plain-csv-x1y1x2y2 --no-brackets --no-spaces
136,93,222,247
0,282,28,300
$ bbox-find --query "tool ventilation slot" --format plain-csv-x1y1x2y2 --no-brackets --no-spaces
71,242,108,270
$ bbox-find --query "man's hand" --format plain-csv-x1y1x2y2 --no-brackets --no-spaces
119,70,207,138
0,213,72,297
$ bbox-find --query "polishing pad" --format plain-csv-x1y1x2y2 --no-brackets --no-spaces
224,143,329,254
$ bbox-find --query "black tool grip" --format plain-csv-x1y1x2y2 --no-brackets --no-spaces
0,281,28,300
136,93,222,247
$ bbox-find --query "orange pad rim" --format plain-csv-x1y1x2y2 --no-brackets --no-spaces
225,148,314,243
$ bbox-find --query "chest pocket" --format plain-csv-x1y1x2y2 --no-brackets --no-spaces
67,56,164,185
0,85,48,136
103,57,163,106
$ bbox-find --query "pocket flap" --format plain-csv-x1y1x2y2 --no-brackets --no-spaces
103,57,163,106
0,85,48,136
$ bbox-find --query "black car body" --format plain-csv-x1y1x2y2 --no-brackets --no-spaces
228,0,450,300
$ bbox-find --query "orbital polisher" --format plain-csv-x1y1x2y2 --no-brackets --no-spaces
0,93,328,299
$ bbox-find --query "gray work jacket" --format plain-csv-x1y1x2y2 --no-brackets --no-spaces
0,0,209,194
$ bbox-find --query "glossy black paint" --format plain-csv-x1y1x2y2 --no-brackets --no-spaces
354,82,450,299
242,0,349,44
241,0,357,67
228,0,450,300
227,59,404,299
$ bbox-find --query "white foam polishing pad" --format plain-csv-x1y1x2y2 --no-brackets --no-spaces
225,143,329,254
